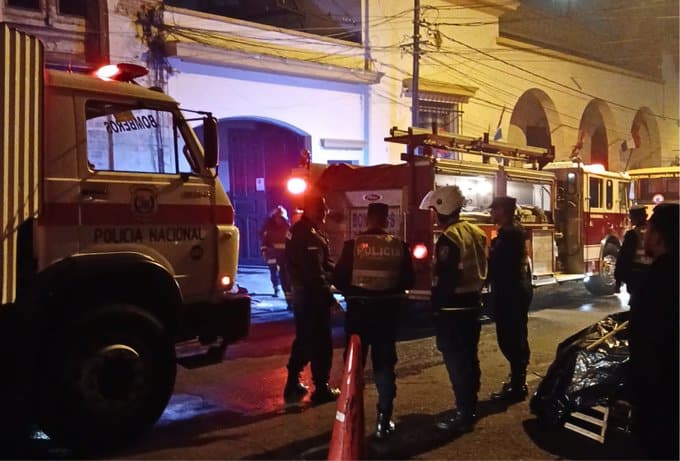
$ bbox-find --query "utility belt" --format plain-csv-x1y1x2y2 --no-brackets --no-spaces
346,293,406,302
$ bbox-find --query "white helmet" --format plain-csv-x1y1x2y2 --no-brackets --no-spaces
419,185,465,215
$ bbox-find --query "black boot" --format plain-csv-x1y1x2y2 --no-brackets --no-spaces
283,372,308,403
435,408,476,434
375,406,396,439
310,384,340,404
490,374,527,403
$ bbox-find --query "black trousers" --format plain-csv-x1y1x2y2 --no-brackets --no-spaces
345,299,400,412
266,248,290,292
435,308,481,415
286,296,332,386
491,289,530,380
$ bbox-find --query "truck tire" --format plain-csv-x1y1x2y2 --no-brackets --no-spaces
583,243,618,296
38,304,176,452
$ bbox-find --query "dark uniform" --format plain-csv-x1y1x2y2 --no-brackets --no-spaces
614,206,651,305
332,212,414,437
284,214,336,398
260,208,291,300
628,203,678,460
432,219,488,426
488,219,533,397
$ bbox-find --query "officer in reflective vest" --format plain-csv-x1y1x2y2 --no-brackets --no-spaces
419,185,488,435
487,196,533,404
332,202,414,439
615,204,652,305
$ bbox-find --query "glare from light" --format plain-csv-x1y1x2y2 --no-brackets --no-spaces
412,243,428,260
220,275,232,287
95,64,120,81
287,177,307,195
589,164,606,173
476,177,492,195
567,172,576,180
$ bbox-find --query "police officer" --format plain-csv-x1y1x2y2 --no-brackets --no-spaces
614,204,651,305
629,203,678,460
332,202,414,439
283,190,340,405
488,196,533,403
420,185,488,434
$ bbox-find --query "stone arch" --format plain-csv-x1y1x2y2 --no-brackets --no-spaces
576,99,617,169
624,107,662,170
508,88,563,149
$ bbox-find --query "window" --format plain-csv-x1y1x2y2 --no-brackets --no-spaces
86,102,193,174
435,174,492,212
619,181,630,211
59,0,87,16
637,177,680,202
7,0,40,9
417,101,461,134
605,180,613,209
589,177,602,208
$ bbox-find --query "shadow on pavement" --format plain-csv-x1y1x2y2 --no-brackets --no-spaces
522,417,643,460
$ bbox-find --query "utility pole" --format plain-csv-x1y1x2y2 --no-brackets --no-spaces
411,0,420,127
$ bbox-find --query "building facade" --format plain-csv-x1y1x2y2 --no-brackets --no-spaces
2,0,678,263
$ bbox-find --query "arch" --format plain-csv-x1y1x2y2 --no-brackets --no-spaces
624,107,662,170
576,99,617,169
214,116,311,265
508,88,563,150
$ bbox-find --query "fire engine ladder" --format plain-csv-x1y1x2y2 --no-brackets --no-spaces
385,125,555,169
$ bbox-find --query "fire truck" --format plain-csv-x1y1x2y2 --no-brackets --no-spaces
1,25,249,449
306,126,630,299
626,165,680,216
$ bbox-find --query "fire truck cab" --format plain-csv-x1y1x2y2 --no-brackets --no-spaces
627,165,680,216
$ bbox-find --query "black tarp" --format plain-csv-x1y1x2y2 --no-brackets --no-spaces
530,311,630,426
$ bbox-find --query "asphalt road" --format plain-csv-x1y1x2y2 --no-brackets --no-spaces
15,281,643,460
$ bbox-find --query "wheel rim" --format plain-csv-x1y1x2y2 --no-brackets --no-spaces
600,254,617,287
78,344,148,414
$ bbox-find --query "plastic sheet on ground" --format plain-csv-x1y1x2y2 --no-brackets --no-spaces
530,311,630,426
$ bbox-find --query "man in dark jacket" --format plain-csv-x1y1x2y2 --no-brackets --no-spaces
488,196,533,403
614,205,651,305
629,202,678,460
420,185,488,434
332,202,414,439
283,191,340,405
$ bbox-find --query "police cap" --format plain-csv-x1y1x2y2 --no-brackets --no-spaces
367,202,389,220
629,204,647,218
489,196,517,211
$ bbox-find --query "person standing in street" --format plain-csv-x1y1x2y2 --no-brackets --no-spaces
283,190,340,405
419,185,488,434
629,202,678,460
332,202,414,439
614,204,651,305
260,205,292,307
487,196,533,404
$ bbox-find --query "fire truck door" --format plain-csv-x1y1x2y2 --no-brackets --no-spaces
77,103,217,302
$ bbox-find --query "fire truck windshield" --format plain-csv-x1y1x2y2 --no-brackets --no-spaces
635,177,679,203
85,101,198,174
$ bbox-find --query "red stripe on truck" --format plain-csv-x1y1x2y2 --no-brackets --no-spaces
39,202,234,225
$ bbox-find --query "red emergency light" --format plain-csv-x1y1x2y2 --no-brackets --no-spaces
412,243,428,260
287,177,308,195
95,63,149,82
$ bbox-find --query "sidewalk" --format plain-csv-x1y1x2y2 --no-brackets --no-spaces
235,265,292,323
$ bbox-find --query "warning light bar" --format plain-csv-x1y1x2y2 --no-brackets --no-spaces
95,63,149,82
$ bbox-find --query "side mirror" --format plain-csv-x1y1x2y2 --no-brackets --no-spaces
203,116,218,168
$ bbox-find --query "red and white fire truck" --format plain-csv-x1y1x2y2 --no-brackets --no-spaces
1,25,249,449
307,126,630,299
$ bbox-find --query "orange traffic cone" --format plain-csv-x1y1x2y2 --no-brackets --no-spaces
328,334,365,460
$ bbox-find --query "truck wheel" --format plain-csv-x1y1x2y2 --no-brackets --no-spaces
583,243,618,296
38,304,176,451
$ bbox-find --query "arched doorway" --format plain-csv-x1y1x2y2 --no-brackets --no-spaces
217,118,310,265
508,88,562,149
624,107,662,170
577,100,615,169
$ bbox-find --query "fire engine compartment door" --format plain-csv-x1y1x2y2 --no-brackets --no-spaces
75,99,216,302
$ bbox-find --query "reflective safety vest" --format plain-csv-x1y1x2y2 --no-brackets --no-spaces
632,226,652,266
443,221,488,294
351,234,404,291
